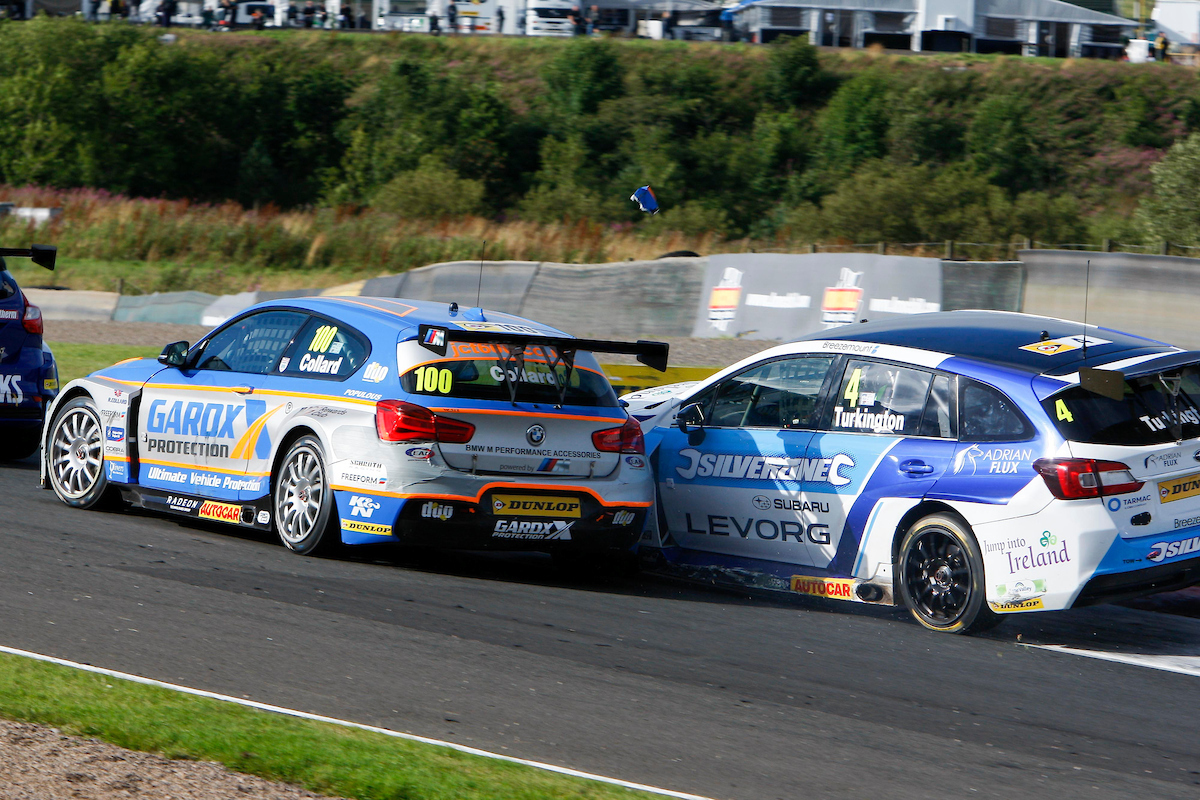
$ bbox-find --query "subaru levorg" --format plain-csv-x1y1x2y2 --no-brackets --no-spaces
624,310,1200,633
41,297,667,566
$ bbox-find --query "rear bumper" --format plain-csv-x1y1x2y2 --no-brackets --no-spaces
0,344,56,422
392,490,646,552
1073,556,1200,607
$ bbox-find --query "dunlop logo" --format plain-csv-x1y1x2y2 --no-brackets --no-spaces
341,518,391,535
491,495,581,518
1159,472,1200,504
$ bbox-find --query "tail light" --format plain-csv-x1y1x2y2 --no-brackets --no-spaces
1033,458,1143,500
21,293,42,336
592,417,645,454
375,400,475,443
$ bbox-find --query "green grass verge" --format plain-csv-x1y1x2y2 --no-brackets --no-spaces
0,651,657,800
10,257,362,296
47,342,160,386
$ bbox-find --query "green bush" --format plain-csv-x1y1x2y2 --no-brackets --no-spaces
0,22,1196,247
1138,132,1200,244
372,155,486,217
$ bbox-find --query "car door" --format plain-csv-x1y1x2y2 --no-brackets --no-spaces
803,359,959,573
655,354,836,566
137,309,309,499
245,314,373,502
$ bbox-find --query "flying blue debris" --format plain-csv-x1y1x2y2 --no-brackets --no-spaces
630,185,659,215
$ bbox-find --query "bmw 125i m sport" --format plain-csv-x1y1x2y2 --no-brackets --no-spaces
623,310,1200,633
0,244,59,461
41,297,667,564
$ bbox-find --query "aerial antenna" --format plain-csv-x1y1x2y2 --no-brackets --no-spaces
1082,259,1091,361
476,240,486,309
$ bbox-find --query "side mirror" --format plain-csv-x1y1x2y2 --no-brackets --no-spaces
677,402,704,433
158,340,190,368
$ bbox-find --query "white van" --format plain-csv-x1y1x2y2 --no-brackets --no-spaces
525,0,573,35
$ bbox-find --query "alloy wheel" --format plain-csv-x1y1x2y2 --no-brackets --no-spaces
902,527,972,626
275,444,326,546
50,407,103,500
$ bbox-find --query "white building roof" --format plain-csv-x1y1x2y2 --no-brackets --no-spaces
727,0,1132,24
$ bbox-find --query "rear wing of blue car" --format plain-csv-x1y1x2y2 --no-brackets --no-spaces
416,323,670,406
0,244,56,271
417,324,669,372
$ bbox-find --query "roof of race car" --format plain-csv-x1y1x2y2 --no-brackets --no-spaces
242,296,572,339
797,310,1177,376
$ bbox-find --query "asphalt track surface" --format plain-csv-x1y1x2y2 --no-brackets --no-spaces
2,458,1200,800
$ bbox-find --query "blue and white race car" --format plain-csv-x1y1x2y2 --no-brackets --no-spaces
41,297,667,563
625,310,1200,633
0,244,59,460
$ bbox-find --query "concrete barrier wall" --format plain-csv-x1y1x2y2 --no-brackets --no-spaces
363,261,541,315
200,289,321,327
941,261,1025,312
1021,250,1200,349
113,291,218,325
519,258,707,339
25,254,1031,342
24,288,119,321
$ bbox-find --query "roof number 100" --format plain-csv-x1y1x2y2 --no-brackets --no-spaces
415,366,453,394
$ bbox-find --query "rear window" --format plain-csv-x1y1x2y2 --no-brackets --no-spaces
961,380,1033,442
401,345,618,407
533,8,570,17
279,317,370,381
1043,367,1200,445
0,272,17,301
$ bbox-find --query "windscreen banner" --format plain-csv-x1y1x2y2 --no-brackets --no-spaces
690,253,944,340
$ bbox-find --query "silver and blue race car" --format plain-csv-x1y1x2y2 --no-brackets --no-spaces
41,297,667,564
625,310,1200,633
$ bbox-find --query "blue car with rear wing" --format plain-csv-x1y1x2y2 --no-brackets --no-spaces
0,244,59,460
41,296,667,568
624,311,1200,634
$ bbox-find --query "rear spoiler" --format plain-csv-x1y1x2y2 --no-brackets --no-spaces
417,323,670,407
1077,350,1200,401
417,324,669,372
0,244,56,271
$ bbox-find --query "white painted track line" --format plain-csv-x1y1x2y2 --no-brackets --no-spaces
1021,643,1200,678
0,644,719,800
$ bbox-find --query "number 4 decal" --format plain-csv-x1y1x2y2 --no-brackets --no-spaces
1055,398,1074,423
844,367,861,407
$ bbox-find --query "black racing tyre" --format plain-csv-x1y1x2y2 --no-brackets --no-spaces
272,435,338,555
0,428,40,461
46,396,113,509
898,514,1000,635
657,250,701,259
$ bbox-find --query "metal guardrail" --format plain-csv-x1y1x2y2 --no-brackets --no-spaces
761,240,1200,260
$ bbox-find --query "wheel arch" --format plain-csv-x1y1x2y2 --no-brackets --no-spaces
40,384,98,483
890,500,974,565
268,423,323,491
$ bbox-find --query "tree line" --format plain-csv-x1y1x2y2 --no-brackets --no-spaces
4,18,1200,247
